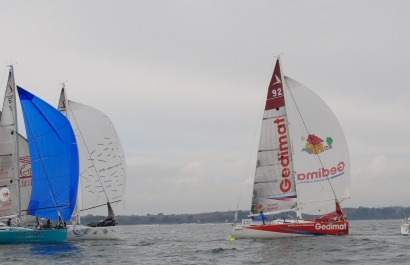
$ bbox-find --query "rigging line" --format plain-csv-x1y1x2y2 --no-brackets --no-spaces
283,77,338,200
78,200,122,212
233,83,267,225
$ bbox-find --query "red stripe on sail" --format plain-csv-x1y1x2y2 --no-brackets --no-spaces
265,60,285,110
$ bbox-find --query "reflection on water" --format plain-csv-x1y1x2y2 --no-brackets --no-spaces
30,242,82,257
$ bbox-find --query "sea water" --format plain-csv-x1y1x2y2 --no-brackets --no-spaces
0,219,409,264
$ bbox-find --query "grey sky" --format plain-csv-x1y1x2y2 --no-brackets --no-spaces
0,1,409,215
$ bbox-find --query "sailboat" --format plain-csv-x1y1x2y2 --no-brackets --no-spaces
0,66,79,244
401,218,410,235
230,58,350,239
58,85,126,240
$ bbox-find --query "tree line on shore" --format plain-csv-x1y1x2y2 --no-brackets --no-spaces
80,206,410,225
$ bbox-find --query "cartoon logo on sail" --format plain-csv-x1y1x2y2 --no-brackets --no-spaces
20,156,32,187
301,134,333,155
0,187,10,202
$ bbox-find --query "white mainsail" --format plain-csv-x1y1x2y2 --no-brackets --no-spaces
251,60,297,215
0,67,34,225
0,68,19,220
17,134,33,224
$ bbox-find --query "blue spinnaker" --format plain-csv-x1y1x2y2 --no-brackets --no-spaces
17,86,79,221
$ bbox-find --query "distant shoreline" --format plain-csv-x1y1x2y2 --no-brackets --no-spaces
81,206,410,225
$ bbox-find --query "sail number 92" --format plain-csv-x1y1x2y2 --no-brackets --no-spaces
272,88,283,97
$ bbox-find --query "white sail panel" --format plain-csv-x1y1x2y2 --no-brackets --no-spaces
285,77,350,215
252,114,297,213
18,134,35,224
0,69,19,219
67,101,126,216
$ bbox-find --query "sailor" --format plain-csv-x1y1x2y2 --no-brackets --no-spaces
259,211,266,225
46,219,51,229
6,218,11,226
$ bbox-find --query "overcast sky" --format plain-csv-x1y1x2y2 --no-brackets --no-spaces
0,1,409,215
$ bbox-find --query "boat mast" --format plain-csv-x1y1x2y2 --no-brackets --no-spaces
58,83,80,224
276,57,301,219
8,65,21,221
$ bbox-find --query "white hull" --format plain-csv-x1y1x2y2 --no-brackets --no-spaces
401,224,410,235
67,225,120,240
230,220,311,239
231,225,310,239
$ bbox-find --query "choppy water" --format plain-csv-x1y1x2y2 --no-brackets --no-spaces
0,219,409,264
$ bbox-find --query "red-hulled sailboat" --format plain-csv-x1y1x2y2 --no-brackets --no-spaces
230,58,350,239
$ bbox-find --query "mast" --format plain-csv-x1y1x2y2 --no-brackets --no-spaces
276,58,301,219
58,83,81,224
277,57,297,196
8,65,21,220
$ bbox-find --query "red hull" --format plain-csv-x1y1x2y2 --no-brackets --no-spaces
231,220,348,239
247,221,349,236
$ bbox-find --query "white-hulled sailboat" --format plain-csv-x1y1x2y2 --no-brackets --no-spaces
58,85,126,240
230,58,350,239
401,218,410,235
